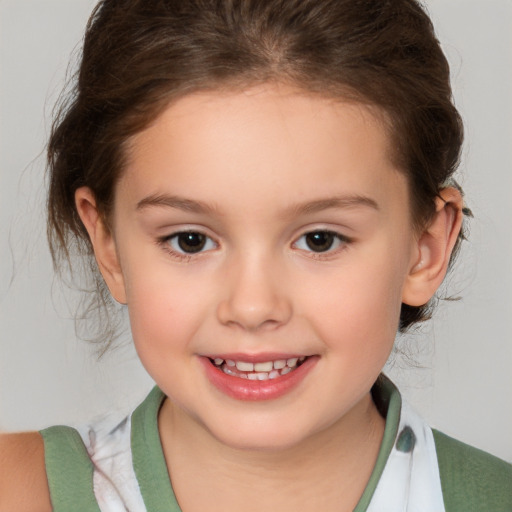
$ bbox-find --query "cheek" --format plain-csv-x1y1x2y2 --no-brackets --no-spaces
121,255,218,357
125,278,202,386
297,252,407,354
121,263,222,407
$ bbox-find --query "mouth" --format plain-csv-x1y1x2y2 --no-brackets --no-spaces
208,356,308,381
202,354,317,401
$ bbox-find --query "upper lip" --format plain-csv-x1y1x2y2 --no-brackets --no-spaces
203,353,311,363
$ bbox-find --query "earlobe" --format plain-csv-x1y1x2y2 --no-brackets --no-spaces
402,187,463,307
75,187,127,304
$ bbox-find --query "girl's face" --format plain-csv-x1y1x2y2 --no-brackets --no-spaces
108,85,420,450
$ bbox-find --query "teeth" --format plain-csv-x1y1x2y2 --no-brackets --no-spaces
216,356,309,379
254,361,273,372
236,361,254,372
223,366,237,376
247,372,270,381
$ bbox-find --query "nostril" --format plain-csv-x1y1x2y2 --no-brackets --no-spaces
216,299,293,332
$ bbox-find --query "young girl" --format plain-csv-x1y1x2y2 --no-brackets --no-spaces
1,0,511,510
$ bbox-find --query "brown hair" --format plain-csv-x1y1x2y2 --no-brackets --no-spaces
47,0,465,345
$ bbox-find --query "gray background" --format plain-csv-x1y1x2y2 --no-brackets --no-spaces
1,0,511,461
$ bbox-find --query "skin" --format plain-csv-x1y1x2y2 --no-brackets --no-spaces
0,84,462,511
0,433,51,512
76,84,462,511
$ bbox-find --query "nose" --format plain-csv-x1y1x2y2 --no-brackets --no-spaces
216,255,292,332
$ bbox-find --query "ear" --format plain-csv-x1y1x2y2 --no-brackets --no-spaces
75,187,127,304
402,187,464,307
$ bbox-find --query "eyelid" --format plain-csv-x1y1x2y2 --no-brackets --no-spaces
169,232,216,253
158,227,219,259
292,228,352,256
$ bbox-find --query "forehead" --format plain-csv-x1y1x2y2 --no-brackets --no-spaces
118,84,408,218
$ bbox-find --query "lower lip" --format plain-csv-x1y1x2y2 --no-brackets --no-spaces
200,356,318,401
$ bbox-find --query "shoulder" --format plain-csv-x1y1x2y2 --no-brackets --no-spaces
0,432,52,512
432,429,512,511
40,424,102,511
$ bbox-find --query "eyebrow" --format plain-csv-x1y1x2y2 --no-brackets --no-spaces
136,193,379,215
287,195,379,217
136,194,217,214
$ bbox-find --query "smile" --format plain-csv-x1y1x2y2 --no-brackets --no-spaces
209,357,307,381
202,354,317,401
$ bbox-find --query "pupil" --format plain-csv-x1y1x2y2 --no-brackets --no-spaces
178,233,206,253
305,231,334,252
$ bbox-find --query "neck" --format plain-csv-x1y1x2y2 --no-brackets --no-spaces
158,393,385,512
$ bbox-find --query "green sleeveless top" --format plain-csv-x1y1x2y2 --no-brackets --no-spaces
41,377,512,511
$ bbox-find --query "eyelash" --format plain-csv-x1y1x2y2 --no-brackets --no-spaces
158,231,218,261
158,229,351,261
293,230,351,258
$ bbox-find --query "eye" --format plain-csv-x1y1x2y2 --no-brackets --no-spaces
294,230,347,253
167,231,216,254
